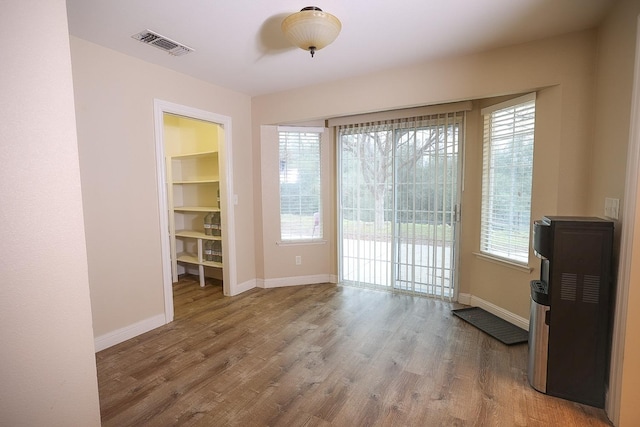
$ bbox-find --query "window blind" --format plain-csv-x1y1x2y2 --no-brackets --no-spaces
279,129,323,241
338,111,464,299
480,94,536,264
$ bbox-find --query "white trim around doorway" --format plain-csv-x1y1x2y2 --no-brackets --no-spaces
153,99,238,324
606,15,640,424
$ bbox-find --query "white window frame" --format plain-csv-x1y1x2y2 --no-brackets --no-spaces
480,93,536,265
278,126,324,243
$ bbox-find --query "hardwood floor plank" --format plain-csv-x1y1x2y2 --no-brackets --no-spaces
96,275,612,426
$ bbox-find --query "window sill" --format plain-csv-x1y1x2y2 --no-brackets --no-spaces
473,252,533,273
277,239,327,246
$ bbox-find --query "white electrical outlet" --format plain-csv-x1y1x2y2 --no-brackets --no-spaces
604,198,620,220
295,256,302,265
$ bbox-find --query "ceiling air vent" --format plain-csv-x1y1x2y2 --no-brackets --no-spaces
131,30,194,56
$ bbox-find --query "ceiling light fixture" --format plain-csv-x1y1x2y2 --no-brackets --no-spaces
281,6,341,58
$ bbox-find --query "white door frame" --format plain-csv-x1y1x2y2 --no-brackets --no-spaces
153,99,237,323
606,15,640,424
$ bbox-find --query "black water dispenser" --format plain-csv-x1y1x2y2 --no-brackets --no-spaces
528,216,614,407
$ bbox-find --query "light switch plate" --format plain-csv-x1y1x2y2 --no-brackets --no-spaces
604,197,619,220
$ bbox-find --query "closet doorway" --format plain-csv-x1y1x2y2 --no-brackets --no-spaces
154,100,237,323
337,111,464,300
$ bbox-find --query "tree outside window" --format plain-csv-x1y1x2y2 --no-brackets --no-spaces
480,94,536,264
279,129,323,241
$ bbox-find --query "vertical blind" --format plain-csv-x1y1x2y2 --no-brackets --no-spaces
338,111,464,299
480,93,536,264
279,129,323,241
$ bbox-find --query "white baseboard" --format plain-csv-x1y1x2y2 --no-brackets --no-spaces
258,274,337,289
229,278,257,296
457,293,529,331
94,313,166,352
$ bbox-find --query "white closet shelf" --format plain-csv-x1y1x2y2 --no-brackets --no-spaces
167,143,224,287
172,179,219,184
175,230,223,240
170,151,218,159
177,253,223,268
173,206,220,212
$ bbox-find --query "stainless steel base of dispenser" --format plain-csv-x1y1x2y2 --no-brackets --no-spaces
528,296,550,393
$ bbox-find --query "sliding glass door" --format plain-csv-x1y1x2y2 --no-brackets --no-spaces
338,112,464,299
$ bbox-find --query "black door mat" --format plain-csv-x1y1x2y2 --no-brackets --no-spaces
452,307,528,345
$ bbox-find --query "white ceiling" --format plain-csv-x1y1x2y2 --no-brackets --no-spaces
66,0,616,97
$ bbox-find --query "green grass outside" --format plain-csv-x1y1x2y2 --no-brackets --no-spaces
280,214,454,242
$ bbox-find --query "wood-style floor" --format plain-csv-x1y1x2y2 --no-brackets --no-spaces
96,275,612,426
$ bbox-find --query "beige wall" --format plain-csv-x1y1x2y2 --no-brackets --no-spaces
70,37,254,337
593,0,640,425
0,1,100,425
462,87,568,317
252,30,598,320
591,0,637,219
258,126,335,284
